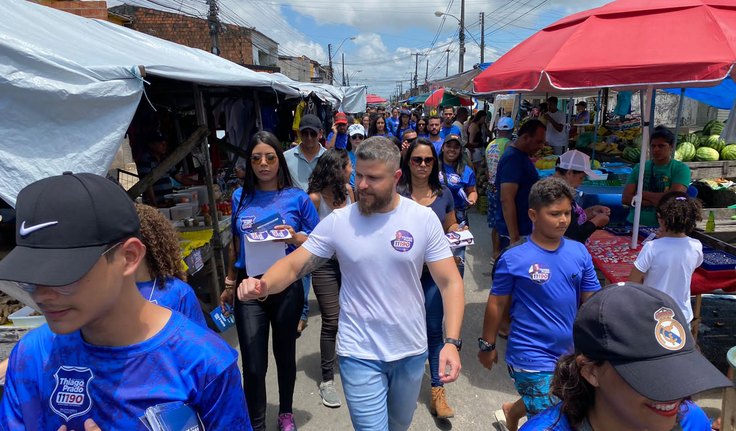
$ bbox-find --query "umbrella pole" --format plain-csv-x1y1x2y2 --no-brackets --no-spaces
673,88,685,146
591,89,602,166
631,86,654,248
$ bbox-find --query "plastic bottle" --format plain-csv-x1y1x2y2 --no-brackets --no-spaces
705,210,715,233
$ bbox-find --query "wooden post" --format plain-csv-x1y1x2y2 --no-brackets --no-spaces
723,346,736,431
126,126,208,200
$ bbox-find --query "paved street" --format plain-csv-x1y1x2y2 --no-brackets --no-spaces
222,211,520,430
221,210,726,430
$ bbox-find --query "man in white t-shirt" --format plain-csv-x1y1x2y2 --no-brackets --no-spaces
543,96,568,155
238,137,465,431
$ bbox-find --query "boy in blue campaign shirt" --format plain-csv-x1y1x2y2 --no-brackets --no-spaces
0,173,251,431
478,177,600,431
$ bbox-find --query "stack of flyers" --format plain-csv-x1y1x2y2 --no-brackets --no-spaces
446,230,475,248
140,401,203,431
210,303,235,332
245,229,292,242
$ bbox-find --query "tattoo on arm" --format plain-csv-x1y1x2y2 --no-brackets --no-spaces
295,254,329,279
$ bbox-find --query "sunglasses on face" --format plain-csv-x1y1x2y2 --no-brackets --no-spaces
410,156,434,166
403,137,417,144
18,242,123,296
351,134,364,140
417,123,426,127
300,130,318,138
250,153,278,164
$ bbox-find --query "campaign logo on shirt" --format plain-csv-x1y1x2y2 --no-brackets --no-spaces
391,230,414,252
50,366,95,422
240,216,256,232
653,307,686,351
446,173,461,186
528,263,551,284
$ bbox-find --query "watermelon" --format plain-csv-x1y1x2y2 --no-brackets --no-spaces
721,145,736,160
695,146,720,161
622,147,641,162
703,120,725,136
674,150,683,161
688,133,701,147
676,142,696,162
704,135,726,152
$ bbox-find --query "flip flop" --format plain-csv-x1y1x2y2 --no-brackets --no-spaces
494,409,510,431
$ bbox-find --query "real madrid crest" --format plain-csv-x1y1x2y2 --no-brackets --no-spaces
653,307,686,351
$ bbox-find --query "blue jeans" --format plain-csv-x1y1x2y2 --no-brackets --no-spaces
421,271,444,387
452,247,466,278
338,352,428,431
301,274,311,321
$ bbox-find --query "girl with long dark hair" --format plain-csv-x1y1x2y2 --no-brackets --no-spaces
369,114,393,138
221,131,319,431
306,149,355,408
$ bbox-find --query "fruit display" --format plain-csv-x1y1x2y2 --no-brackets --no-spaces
534,156,559,170
695,146,720,161
675,141,696,162
703,134,727,152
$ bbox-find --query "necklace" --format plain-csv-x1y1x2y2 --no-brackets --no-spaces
148,278,157,302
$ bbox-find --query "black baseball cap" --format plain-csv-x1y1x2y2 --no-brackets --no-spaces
575,282,732,401
443,134,462,145
0,172,140,287
299,114,322,132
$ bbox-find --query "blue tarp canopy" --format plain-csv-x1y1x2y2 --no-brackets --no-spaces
663,77,735,110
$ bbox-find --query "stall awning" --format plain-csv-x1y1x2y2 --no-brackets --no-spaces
0,0,301,206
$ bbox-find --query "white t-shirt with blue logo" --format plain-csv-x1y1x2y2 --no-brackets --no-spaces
303,196,452,361
492,237,601,371
0,312,251,430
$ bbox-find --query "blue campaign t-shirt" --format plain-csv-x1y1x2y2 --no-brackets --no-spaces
492,238,600,371
520,401,710,431
494,145,539,236
327,131,349,150
440,124,462,139
137,277,207,328
439,163,476,211
0,312,251,431
231,187,320,269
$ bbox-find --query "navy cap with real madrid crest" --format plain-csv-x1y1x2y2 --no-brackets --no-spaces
574,282,732,402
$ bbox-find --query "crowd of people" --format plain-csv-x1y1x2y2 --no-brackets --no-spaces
0,100,732,431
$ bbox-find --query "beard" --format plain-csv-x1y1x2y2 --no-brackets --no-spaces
358,188,394,215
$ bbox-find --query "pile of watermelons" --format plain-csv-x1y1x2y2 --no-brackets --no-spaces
673,120,734,162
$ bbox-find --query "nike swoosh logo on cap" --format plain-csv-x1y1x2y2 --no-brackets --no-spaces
19,221,59,237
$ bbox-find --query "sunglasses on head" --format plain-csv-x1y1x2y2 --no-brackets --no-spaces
250,153,278,164
351,134,364,140
300,129,318,138
410,156,434,166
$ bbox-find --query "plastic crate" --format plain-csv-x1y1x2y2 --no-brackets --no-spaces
701,249,736,271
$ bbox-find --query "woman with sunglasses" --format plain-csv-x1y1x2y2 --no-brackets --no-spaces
398,138,463,420
345,124,366,187
439,134,477,277
306,149,355,409
368,114,393,138
416,116,430,139
221,131,320,431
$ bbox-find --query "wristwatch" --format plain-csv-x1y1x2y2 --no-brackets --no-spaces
444,337,463,351
478,338,496,352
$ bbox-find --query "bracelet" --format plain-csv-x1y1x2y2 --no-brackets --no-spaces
256,292,269,302
224,277,236,287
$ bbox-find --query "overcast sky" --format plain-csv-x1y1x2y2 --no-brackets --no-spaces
112,0,612,98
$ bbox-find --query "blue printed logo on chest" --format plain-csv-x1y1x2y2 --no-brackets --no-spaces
391,230,414,252
50,366,94,422
447,173,461,186
528,263,551,284
240,216,256,231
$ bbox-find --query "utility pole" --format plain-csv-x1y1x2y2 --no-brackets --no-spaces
445,49,450,77
480,11,485,64
425,59,429,86
328,44,333,85
341,52,346,86
458,0,465,73
207,0,220,55
412,53,420,95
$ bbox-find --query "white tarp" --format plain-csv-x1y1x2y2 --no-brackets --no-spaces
0,0,301,206
269,74,367,113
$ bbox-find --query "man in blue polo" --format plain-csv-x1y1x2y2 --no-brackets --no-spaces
326,112,349,150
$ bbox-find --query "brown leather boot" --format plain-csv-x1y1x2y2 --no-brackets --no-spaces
430,386,455,418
